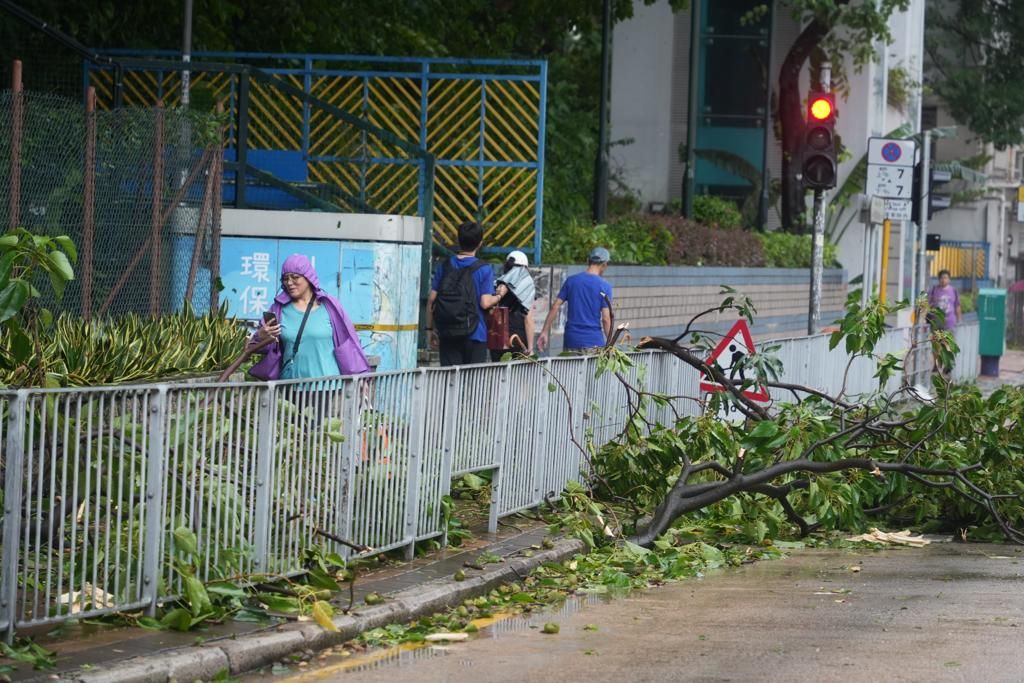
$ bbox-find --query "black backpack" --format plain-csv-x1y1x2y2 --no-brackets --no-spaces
433,259,485,338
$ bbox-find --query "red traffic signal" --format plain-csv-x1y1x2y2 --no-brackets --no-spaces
809,96,833,121
802,91,837,190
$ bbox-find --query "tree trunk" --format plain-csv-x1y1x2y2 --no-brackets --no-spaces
778,18,830,233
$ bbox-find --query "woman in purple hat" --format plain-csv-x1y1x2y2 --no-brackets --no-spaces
248,254,370,380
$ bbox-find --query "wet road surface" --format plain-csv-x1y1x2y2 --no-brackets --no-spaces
261,542,1024,683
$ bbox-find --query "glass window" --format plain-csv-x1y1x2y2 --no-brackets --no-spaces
706,0,770,36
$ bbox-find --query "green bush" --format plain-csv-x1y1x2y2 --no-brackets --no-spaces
757,231,839,269
542,215,671,265
543,216,840,270
959,291,975,314
693,195,743,230
1,305,249,387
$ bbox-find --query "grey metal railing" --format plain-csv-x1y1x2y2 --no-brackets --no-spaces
0,323,980,638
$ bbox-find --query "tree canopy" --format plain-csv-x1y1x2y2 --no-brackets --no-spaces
926,0,1024,149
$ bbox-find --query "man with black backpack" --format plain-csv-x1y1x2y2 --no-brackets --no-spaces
428,221,506,366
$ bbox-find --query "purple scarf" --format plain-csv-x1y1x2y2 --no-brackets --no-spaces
248,254,371,379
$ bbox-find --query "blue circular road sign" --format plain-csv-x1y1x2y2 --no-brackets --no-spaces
881,142,902,163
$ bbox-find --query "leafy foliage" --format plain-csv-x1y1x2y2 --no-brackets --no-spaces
692,195,744,230
758,231,839,269
0,305,248,387
0,228,78,386
547,289,1024,551
926,1,1024,148
542,216,672,265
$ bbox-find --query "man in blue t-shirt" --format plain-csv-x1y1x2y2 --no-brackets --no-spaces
428,221,506,366
537,247,613,353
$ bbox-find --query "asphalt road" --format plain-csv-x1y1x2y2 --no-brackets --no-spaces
268,541,1024,683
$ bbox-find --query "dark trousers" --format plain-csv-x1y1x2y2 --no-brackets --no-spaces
439,337,489,366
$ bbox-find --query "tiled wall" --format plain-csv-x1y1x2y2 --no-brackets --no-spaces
534,265,847,352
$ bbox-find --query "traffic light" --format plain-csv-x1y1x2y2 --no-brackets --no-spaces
801,92,837,190
911,163,953,223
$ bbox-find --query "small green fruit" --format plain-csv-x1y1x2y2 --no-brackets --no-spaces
542,538,555,549
542,622,560,634
454,569,466,582
457,606,469,617
364,592,383,605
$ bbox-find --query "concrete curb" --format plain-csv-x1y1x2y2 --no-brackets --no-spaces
71,538,585,683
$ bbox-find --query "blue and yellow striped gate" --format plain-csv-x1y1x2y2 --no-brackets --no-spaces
87,51,547,260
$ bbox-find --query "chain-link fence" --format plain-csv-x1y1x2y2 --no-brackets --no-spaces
0,78,223,318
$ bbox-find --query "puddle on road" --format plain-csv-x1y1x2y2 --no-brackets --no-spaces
267,592,611,680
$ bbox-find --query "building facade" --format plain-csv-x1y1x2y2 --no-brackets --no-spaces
610,0,927,296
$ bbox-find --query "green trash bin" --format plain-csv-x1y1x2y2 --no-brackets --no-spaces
977,288,1006,376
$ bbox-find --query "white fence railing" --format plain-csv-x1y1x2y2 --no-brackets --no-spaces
0,322,980,638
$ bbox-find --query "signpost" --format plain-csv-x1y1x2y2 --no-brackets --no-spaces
866,137,917,303
700,320,769,423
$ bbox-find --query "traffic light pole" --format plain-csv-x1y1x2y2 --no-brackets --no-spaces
807,62,830,336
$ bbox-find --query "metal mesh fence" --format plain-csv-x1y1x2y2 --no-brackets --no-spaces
0,86,222,319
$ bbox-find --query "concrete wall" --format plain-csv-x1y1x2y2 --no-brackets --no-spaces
533,265,848,353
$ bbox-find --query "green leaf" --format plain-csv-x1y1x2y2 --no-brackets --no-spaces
206,582,248,598
623,540,651,558
184,575,212,617
0,234,18,249
53,236,78,263
0,251,16,285
0,280,30,322
173,526,198,555
744,421,778,443
462,472,486,491
306,567,342,593
8,325,32,363
45,250,74,282
136,616,165,630
256,594,302,614
161,607,193,631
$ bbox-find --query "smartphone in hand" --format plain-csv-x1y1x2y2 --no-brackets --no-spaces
263,311,278,326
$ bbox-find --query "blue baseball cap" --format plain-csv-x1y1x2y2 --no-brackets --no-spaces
588,247,611,264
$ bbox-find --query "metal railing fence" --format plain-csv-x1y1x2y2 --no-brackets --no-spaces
0,322,980,638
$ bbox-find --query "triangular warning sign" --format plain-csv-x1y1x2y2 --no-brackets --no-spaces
698,320,770,403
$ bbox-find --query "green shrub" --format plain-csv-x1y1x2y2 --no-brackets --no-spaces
959,291,975,314
542,215,671,265
1,305,249,387
693,195,743,230
757,231,839,269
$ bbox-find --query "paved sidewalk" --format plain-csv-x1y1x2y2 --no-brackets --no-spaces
9,519,566,683
975,348,1024,394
